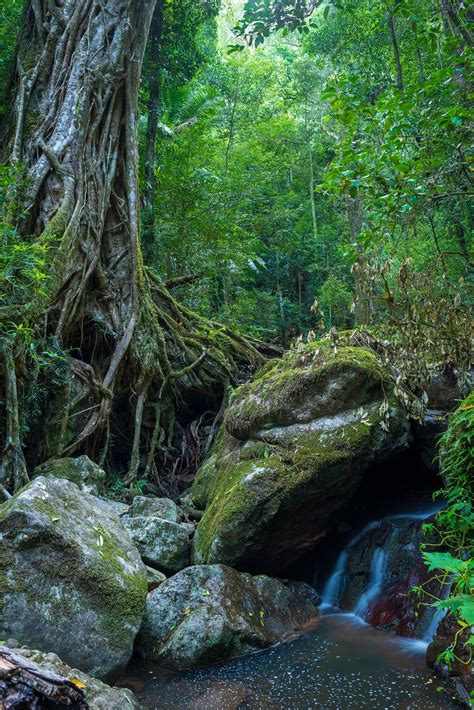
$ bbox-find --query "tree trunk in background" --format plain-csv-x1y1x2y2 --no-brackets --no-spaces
387,10,404,91
439,0,473,48
347,195,369,326
1,0,269,493
309,144,318,241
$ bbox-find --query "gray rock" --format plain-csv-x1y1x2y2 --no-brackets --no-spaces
34,455,107,496
0,477,148,679
191,342,410,572
104,499,130,516
129,496,178,522
136,564,319,669
124,516,191,573
145,565,167,591
287,581,321,608
12,646,142,709
181,522,196,537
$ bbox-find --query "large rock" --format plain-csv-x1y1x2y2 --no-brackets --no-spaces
128,495,178,522
123,516,191,573
413,369,470,471
136,564,318,669
191,342,410,572
34,455,107,496
0,477,148,679
1,646,141,709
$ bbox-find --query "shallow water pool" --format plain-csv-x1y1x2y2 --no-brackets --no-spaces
123,611,457,709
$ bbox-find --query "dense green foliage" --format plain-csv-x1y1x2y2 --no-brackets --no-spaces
0,0,23,121
419,394,474,672
0,1,472,684
1,1,471,347
135,0,472,347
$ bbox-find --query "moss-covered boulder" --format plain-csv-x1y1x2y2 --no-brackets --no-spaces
136,564,319,669
191,342,410,572
0,477,148,680
2,646,142,709
34,455,107,496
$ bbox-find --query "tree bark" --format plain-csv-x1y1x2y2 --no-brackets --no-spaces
0,646,87,709
0,342,29,493
439,0,473,47
1,0,268,492
346,195,369,326
309,144,318,241
142,3,165,248
387,10,404,91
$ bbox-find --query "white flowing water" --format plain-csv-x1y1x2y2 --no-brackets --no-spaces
122,501,452,709
320,521,378,609
125,613,458,709
353,545,388,617
320,504,443,628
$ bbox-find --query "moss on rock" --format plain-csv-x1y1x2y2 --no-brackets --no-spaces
136,564,319,669
191,342,409,572
0,477,147,680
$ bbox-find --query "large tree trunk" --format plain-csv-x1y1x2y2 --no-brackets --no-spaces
142,3,164,251
0,0,271,495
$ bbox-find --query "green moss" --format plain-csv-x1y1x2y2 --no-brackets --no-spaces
223,343,386,440
0,482,147,653
192,342,403,567
195,456,291,559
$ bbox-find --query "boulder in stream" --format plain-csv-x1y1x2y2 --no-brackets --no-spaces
0,477,148,679
191,341,410,572
136,564,319,669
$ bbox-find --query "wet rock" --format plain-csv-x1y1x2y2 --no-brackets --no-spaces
34,455,106,496
124,516,191,573
10,646,142,709
191,342,410,572
136,564,319,669
427,614,473,683
287,581,321,608
413,409,447,471
336,517,441,637
0,477,148,679
129,496,178,522
413,369,471,471
424,370,467,410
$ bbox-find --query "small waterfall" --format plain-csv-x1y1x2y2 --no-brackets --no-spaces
320,521,378,608
320,505,444,641
353,546,387,618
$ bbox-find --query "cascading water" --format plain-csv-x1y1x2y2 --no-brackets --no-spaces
353,543,390,618
320,521,378,608
320,504,444,641
122,500,456,709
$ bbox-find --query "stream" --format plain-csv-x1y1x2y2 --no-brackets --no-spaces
123,501,458,709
